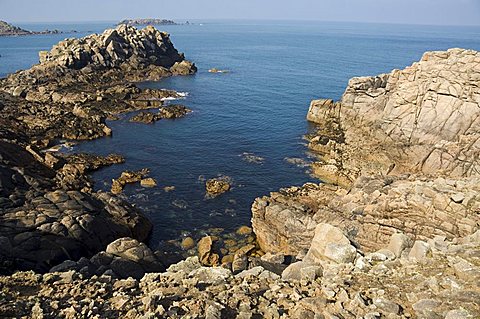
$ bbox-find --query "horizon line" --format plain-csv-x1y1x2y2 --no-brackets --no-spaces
6,18,480,28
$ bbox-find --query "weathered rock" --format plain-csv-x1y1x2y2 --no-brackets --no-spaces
282,261,322,282
252,175,480,255
197,236,219,266
308,49,480,184
408,240,433,261
387,233,412,258
158,104,192,119
111,169,150,194
205,176,231,197
1,231,480,318
140,178,157,188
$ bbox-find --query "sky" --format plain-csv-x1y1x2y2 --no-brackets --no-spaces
1,0,480,26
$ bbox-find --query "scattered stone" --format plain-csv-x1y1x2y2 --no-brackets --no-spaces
236,226,253,236
197,236,219,266
387,233,411,258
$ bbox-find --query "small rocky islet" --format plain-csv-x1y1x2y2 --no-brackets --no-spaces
0,21,479,319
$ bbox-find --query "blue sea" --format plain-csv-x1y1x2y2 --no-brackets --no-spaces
1,21,480,248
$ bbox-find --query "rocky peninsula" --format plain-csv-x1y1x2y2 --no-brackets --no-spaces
0,24,479,319
0,20,76,36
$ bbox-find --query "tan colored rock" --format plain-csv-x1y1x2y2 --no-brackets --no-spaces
140,178,157,188
197,236,219,266
205,176,231,197
181,237,195,250
308,49,480,183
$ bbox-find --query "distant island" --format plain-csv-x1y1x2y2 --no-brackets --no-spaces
0,20,77,36
117,18,183,26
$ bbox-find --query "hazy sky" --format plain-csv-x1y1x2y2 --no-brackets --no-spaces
1,0,480,26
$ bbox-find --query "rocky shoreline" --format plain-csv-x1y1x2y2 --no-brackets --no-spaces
0,24,196,273
0,23,479,319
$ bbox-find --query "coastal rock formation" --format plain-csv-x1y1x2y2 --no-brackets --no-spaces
0,20,70,36
252,49,480,260
2,230,479,318
0,25,196,273
118,18,178,26
50,237,165,279
253,175,480,255
111,169,150,194
36,25,195,76
0,20,31,36
0,144,152,272
308,48,480,184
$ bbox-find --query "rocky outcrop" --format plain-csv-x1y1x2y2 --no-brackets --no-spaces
50,237,165,279
0,145,152,272
129,104,192,123
0,20,31,36
308,48,480,184
252,49,480,259
253,175,480,255
111,169,150,194
36,25,195,76
0,25,196,273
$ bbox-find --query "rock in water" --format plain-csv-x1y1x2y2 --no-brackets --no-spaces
111,169,150,194
205,176,232,197
197,236,219,266
140,178,157,188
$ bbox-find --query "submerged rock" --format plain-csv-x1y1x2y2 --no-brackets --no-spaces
208,68,230,73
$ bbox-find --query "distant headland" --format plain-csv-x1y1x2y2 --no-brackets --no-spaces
0,20,77,37
117,18,191,26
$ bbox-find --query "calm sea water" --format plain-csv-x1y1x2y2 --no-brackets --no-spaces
1,21,480,248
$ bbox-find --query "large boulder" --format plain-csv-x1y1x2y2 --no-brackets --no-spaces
51,237,165,279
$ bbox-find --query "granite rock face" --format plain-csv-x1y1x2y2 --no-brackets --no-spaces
309,48,480,183
37,24,195,75
253,175,480,255
252,49,480,258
